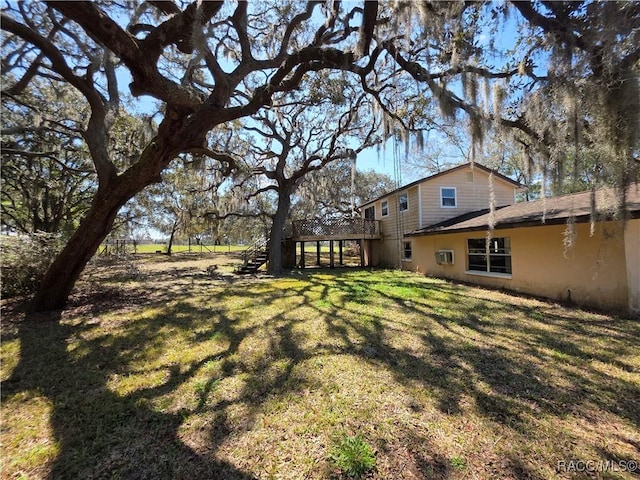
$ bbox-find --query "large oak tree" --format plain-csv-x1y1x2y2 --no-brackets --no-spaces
234,79,380,274
2,1,380,310
2,1,637,310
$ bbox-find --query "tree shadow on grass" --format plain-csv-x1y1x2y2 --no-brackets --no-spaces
1,307,257,480
4,265,638,479
301,270,640,438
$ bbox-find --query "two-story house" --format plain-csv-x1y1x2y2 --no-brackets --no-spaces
359,162,640,314
360,162,521,268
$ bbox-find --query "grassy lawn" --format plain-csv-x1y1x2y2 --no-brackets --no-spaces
1,254,639,479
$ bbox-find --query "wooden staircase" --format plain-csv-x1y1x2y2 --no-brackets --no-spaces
234,237,269,274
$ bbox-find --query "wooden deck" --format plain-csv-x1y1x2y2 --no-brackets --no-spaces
291,218,381,242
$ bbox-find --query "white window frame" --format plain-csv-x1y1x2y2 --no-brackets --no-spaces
381,200,389,217
466,237,512,278
440,187,457,208
399,192,409,212
402,241,412,261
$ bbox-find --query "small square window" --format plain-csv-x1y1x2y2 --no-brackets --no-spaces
403,241,412,260
381,200,389,217
441,187,457,207
399,192,408,211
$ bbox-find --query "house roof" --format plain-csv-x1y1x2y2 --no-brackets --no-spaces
360,162,523,208
406,183,640,237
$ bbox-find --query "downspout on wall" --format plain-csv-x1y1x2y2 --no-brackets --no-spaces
418,184,423,229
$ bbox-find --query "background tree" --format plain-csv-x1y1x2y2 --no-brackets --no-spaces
294,162,395,219
379,1,639,201
204,181,272,246
234,82,380,274
139,156,227,253
1,82,95,235
143,169,193,255
1,1,380,310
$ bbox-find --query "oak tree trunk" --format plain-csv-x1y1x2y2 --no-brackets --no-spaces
32,184,137,311
266,190,292,276
166,219,179,256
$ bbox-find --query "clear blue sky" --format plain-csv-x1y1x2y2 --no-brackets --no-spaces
357,142,397,178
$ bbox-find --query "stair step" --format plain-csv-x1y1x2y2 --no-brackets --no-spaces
234,239,270,275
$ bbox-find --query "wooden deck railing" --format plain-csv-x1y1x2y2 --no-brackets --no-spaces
292,217,380,238
241,236,269,265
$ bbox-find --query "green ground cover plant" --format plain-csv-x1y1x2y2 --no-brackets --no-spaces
1,253,638,479
329,434,376,478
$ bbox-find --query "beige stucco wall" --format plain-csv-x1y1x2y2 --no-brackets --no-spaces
625,219,640,314
405,220,636,313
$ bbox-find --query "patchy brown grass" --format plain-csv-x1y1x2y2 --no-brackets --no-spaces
1,253,639,479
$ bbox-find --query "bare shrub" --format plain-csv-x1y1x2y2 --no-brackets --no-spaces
1,233,63,298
